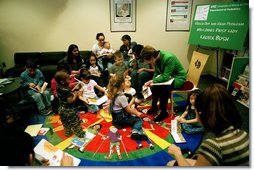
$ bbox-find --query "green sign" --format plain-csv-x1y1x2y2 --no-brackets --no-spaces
189,2,249,50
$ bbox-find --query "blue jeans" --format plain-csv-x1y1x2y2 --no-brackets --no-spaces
85,104,99,113
27,89,51,111
111,110,143,132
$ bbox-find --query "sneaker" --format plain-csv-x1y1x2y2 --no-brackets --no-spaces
79,147,84,153
136,144,143,149
150,144,155,150
68,144,75,149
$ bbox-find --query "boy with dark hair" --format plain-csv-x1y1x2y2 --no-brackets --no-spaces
20,59,52,115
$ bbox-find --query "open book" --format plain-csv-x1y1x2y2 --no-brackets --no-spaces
87,95,108,106
171,119,186,143
30,82,48,94
142,86,152,99
34,139,81,166
151,77,174,86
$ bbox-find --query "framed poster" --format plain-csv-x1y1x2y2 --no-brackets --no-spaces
110,0,136,32
166,0,193,31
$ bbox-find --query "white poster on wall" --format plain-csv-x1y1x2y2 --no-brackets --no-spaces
110,0,136,32
166,0,193,31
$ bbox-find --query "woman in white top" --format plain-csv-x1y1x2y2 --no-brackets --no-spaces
91,33,105,70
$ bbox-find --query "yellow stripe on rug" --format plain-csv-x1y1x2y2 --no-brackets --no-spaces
56,118,104,150
144,129,171,149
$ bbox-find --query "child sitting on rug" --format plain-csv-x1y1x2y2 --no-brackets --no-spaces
78,69,106,113
107,74,147,140
123,75,136,108
176,90,204,134
55,71,86,138
103,126,122,160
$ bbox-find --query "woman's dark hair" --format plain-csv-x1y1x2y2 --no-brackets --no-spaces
96,33,105,40
141,45,160,60
132,44,144,56
0,126,35,166
66,44,82,70
121,34,131,42
195,84,242,135
67,44,79,58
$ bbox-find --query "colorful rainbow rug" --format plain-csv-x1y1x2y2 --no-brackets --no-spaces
32,94,202,166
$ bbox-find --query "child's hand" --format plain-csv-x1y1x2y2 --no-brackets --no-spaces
29,83,36,88
136,111,143,117
175,116,180,120
178,118,187,123
137,68,145,73
77,91,82,97
36,85,41,91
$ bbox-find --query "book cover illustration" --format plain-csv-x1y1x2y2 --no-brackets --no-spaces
34,139,81,166
171,119,186,143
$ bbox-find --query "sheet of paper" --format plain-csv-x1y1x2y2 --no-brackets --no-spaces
151,78,174,86
24,124,43,137
88,95,108,105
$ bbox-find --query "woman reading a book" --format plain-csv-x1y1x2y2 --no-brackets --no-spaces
143,45,186,122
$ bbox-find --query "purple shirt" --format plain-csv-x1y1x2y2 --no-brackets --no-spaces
108,131,121,143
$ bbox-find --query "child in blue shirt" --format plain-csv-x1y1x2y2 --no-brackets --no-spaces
20,59,52,115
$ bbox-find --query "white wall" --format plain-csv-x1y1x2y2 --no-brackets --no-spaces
0,0,236,76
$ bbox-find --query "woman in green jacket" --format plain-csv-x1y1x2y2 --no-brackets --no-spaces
143,45,186,122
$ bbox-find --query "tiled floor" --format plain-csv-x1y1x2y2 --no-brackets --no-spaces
198,74,249,133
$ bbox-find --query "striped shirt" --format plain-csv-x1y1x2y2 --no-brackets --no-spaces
197,126,249,166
